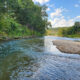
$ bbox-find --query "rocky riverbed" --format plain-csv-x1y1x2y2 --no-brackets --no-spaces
53,40,80,54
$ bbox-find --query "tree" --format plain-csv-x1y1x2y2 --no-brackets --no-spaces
0,0,51,37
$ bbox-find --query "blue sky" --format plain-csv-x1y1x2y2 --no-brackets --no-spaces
33,0,80,27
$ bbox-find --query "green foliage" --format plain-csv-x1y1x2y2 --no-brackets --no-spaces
58,22,80,37
57,22,80,37
0,0,51,38
46,22,80,38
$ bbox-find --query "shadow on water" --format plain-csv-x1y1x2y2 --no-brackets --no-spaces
0,38,44,80
0,36,80,80
0,51,41,80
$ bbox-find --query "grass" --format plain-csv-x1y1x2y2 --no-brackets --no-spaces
46,29,80,38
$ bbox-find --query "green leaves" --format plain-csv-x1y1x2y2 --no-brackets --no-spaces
0,0,51,37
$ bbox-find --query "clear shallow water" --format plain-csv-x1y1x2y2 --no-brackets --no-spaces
0,36,80,80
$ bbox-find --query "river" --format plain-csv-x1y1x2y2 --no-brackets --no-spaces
0,36,80,80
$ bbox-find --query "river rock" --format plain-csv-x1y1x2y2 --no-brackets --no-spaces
53,40,80,54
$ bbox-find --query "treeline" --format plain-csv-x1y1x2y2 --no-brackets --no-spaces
0,0,51,38
58,22,80,37
46,22,80,38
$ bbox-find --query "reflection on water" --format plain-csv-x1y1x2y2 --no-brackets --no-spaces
0,36,80,80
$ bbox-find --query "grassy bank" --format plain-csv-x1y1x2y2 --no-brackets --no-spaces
46,22,80,38
0,0,51,41
0,21,42,41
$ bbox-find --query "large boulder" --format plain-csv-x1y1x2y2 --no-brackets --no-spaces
53,40,80,54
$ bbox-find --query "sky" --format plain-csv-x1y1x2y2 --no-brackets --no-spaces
33,0,80,28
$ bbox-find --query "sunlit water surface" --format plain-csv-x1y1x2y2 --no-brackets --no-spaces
0,36,80,80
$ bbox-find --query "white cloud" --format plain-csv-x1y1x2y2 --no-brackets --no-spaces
49,8,80,28
49,16,80,28
46,8,50,11
32,0,49,4
49,17,74,28
47,4,55,8
75,16,80,19
75,4,79,7
46,4,55,12
50,8,63,18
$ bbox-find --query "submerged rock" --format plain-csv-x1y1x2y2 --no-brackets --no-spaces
53,40,80,54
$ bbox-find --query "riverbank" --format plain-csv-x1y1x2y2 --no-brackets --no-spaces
0,35,37,42
53,40,80,54
46,25,80,38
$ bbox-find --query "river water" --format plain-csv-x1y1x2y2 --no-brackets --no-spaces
0,36,80,80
